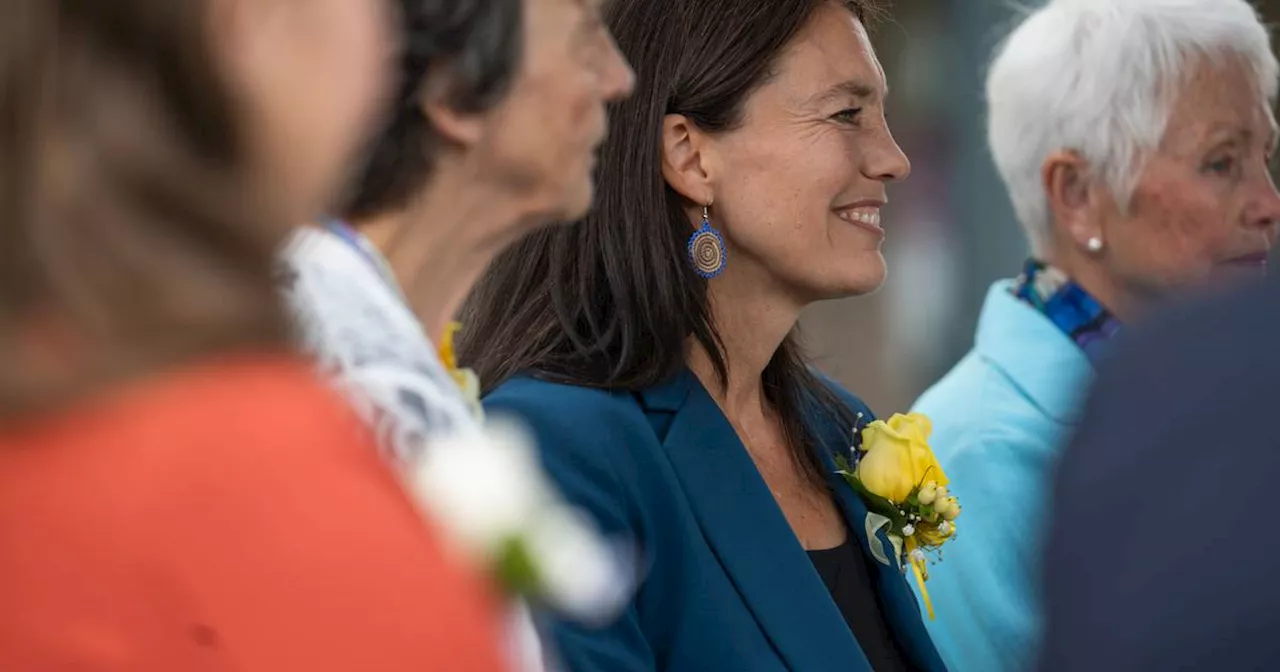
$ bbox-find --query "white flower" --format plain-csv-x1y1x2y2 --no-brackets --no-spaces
409,417,632,624
938,521,954,537
526,507,632,624
942,503,961,521
932,494,954,515
411,419,550,556
902,524,916,537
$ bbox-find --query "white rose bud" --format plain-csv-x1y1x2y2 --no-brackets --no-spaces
932,494,953,514
943,500,961,521
916,482,938,506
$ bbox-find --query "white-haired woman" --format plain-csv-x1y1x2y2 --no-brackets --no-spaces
913,1,1280,670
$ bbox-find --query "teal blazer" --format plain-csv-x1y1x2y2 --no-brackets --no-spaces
485,369,946,672
911,282,1094,672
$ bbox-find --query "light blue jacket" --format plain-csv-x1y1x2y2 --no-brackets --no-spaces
911,281,1095,672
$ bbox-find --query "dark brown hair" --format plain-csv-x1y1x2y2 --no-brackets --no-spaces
0,0,289,415
458,0,885,486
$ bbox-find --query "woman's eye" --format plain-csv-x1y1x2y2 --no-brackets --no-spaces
1206,156,1236,175
832,108,863,124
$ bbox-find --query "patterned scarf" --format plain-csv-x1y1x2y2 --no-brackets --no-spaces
279,224,482,461
1009,259,1122,363
323,219,404,298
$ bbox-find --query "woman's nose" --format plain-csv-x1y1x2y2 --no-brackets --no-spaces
1246,172,1280,232
598,30,635,102
867,127,911,183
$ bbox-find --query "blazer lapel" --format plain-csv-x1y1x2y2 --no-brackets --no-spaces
824,452,948,672
642,372,870,672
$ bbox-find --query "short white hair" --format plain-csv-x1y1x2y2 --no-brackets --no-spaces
986,0,1279,254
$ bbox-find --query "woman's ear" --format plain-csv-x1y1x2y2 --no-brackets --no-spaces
1041,150,1104,251
420,73,487,147
661,114,714,208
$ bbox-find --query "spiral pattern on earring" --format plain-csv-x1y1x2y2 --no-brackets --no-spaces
688,220,727,279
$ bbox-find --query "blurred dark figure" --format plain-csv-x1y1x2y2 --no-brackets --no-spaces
1039,278,1280,671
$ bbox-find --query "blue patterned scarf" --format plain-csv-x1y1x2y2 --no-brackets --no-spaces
1010,259,1121,363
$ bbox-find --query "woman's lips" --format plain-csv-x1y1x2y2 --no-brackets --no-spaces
835,205,884,236
1213,252,1270,283
1223,252,1270,267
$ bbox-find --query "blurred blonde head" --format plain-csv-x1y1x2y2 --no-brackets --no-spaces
0,0,396,413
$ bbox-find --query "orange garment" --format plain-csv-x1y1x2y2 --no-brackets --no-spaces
0,354,508,672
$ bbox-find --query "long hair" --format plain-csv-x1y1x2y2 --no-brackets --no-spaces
0,0,289,416
459,0,885,487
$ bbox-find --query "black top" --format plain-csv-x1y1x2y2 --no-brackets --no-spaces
808,539,913,672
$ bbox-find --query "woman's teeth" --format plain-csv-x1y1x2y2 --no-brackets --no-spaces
839,208,881,228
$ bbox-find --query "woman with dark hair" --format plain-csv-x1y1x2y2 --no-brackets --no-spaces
0,0,508,669
459,0,946,670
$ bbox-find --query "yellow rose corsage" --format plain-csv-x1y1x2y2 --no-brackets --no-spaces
835,412,960,620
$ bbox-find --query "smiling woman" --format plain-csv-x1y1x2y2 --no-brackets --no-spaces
459,1,944,671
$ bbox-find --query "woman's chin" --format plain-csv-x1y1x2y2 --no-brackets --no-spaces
794,267,887,302
1203,262,1269,292
546,178,595,224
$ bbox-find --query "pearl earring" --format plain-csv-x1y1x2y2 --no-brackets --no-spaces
1086,237,1104,253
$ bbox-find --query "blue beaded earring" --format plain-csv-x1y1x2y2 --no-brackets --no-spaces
687,205,727,279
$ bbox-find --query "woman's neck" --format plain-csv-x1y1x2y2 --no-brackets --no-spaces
1043,248,1141,323
356,169,532,343
688,263,804,421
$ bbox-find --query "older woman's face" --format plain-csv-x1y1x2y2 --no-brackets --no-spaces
1103,58,1280,297
477,0,635,224
706,2,910,302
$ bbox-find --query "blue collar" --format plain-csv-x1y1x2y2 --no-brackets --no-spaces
1010,259,1122,363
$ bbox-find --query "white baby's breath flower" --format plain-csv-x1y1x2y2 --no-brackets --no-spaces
411,419,550,556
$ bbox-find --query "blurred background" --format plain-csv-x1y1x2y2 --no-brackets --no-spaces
803,0,1280,413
